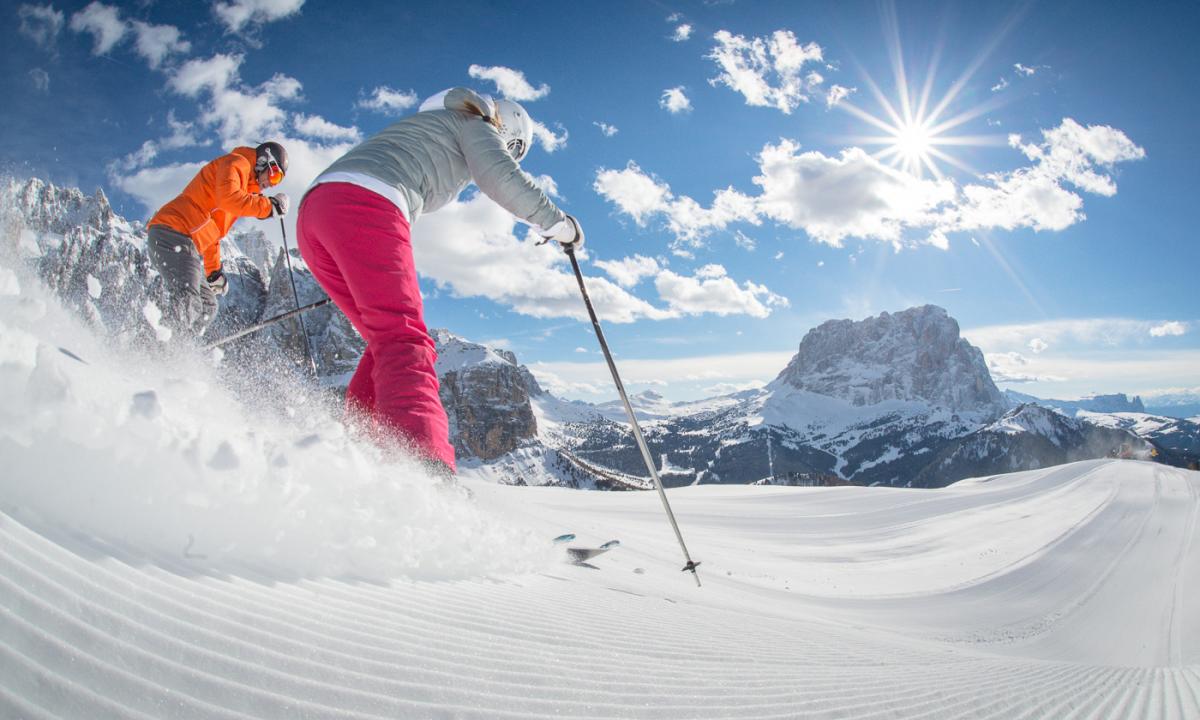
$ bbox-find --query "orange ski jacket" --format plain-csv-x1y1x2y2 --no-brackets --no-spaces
149,147,274,274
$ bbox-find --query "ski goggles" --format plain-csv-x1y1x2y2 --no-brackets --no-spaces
262,150,286,186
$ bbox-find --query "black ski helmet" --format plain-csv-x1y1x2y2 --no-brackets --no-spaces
255,141,288,174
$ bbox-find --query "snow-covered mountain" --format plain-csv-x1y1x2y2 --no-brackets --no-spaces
3,175,1188,489
777,305,1006,415
1005,389,1146,414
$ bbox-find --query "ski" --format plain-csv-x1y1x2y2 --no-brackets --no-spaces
566,539,620,564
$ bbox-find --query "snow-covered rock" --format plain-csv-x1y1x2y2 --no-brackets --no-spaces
775,304,1006,416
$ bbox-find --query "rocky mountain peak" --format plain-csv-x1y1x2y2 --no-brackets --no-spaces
773,304,1005,417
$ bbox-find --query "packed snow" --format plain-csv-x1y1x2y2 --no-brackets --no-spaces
2,256,1199,718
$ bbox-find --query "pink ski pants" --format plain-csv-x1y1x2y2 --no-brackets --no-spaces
296,182,455,471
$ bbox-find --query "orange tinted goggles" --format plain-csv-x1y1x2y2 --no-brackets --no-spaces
266,159,285,186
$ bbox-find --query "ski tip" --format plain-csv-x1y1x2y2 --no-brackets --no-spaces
552,533,576,544
599,539,621,549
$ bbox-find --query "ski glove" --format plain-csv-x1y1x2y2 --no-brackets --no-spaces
206,269,229,297
269,193,290,218
542,215,584,253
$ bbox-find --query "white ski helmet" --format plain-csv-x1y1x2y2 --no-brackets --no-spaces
493,98,533,162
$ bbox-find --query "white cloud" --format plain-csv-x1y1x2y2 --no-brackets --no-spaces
660,86,692,114
28,68,50,93
1014,63,1037,76
356,86,418,115
574,347,589,353
949,120,1145,232
991,77,1009,93
754,140,955,246
214,0,305,33
703,380,766,396
655,264,788,318
593,255,660,288
598,119,1143,249
293,113,360,142
531,119,568,153
593,121,618,137
130,20,190,69
671,24,693,42
113,161,206,220
467,64,550,101
69,2,127,55
168,54,302,146
593,161,758,249
826,84,855,108
986,351,1065,383
1028,337,1049,354
411,191,671,324
18,4,65,50
594,162,673,224
1150,321,1187,337
113,110,204,171
707,29,825,113
734,230,756,251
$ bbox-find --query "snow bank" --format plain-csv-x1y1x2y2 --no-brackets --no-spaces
0,257,551,582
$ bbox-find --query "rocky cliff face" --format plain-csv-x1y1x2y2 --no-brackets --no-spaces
775,305,1006,418
433,329,541,461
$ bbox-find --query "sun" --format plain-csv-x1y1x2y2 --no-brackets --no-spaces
833,3,1011,180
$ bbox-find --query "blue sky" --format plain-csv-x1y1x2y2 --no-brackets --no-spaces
4,0,1198,404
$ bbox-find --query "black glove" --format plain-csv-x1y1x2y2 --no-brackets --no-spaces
269,193,290,218
206,269,229,296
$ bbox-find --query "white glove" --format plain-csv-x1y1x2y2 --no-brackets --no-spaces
269,193,290,217
206,269,229,296
542,214,584,253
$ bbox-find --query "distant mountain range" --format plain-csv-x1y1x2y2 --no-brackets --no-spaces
5,175,1197,489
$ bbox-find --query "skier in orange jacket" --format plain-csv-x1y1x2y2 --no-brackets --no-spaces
147,142,290,336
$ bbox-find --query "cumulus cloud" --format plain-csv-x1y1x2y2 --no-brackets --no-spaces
410,191,671,324
293,113,360,142
949,120,1145,232
593,121,619,137
593,161,759,249
18,3,65,50
531,119,568,153
214,0,305,33
707,29,826,113
1028,337,1049,354
826,84,855,108
356,85,418,114
671,24,693,42
985,351,1064,383
112,110,204,172
69,1,127,55
468,64,550,101
594,255,661,287
597,118,1143,250
655,264,788,318
28,68,50,93
130,20,191,69
754,140,955,246
1150,321,1187,337
168,53,301,145
660,86,692,114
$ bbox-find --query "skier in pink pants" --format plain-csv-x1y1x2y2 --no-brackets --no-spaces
297,88,583,473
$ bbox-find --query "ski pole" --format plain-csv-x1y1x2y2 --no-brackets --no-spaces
203,298,331,350
565,246,702,587
279,217,319,376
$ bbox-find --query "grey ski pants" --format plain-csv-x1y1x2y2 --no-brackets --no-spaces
146,224,218,337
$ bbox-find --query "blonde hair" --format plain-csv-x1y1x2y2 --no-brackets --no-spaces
460,98,503,130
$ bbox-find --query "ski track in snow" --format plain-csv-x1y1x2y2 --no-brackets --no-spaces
2,262,1200,717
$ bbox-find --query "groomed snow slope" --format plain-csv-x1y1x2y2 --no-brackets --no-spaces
2,263,1199,718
